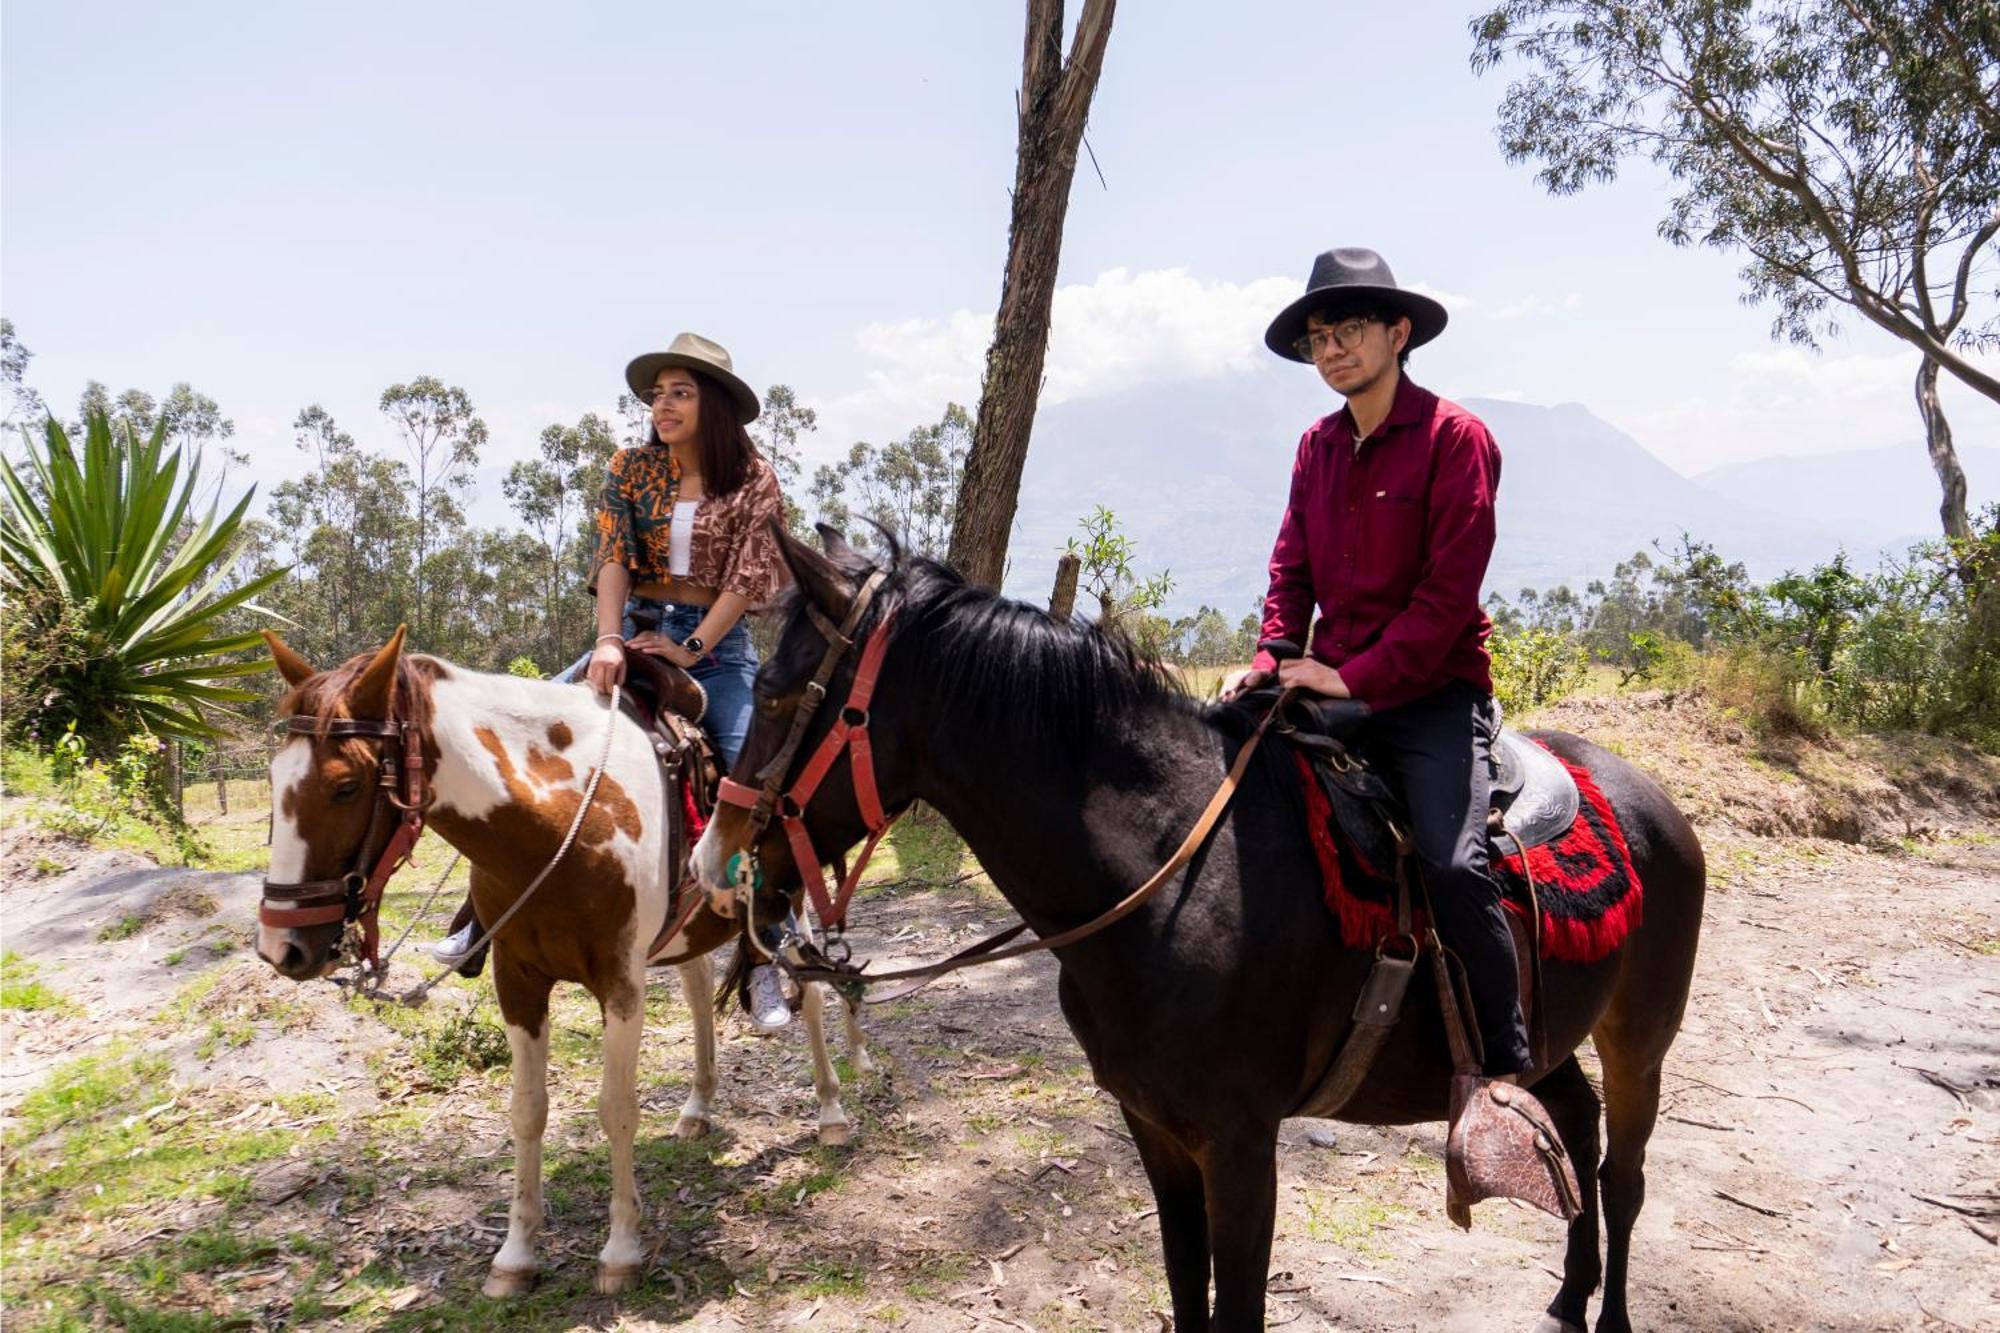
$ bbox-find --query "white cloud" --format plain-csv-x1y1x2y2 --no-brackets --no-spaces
1611,343,1998,474
810,267,1297,452
1485,292,1584,322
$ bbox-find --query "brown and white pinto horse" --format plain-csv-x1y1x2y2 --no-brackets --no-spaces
254,629,872,1297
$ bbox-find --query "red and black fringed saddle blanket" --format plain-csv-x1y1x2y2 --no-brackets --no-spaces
1294,743,1643,963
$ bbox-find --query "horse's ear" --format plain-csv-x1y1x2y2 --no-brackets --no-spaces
350,625,407,719
815,522,857,563
776,523,856,619
263,631,319,687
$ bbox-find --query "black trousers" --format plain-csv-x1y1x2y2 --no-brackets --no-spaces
1359,679,1531,1076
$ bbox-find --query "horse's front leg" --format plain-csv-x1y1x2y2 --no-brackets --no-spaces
485,957,553,1298
674,954,718,1137
840,992,877,1077
800,982,851,1145
594,969,647,1294
1201,1125,1280,1333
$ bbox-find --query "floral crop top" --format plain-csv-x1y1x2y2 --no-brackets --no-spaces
589,446,789,606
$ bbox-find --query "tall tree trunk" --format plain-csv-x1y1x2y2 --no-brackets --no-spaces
1916,355,1971,544
947,0,1116,589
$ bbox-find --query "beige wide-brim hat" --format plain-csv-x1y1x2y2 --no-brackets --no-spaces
625,332,761,424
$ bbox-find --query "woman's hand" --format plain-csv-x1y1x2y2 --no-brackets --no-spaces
585,640,627,696
1278,656,1351,698
627,631,698,668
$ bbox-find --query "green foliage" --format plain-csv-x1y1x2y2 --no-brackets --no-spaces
0,411,283,754
812,404,972,557
1471,0,2000,541
415,1008,512,1082
1489,625,1590,715
1065,505,1174,635
505,656,545,679
1615,629,1667,686
0,953,76,1014
16,729,207,864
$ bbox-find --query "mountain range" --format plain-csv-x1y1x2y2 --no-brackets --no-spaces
997,370,1994,617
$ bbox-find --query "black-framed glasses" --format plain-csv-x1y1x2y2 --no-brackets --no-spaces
1291,316,1378,359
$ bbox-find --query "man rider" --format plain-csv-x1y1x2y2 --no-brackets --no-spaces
1225,246,1530,1080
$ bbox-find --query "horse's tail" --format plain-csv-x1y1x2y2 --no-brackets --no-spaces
714,941,751,1016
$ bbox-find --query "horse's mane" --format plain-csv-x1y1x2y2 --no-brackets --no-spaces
279,651,446,740
795,543,1219,758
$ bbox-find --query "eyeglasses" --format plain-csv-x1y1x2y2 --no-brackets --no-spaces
641,385,698,406
1291,317,1378,359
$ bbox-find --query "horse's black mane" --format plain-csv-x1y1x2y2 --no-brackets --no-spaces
782,541,1249,757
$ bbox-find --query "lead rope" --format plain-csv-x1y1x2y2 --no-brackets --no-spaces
344,849,464,1001
391,685,623,1006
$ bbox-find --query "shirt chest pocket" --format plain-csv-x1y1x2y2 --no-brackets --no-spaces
1362,489,1427,562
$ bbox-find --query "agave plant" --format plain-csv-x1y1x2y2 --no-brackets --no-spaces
0,409,287,752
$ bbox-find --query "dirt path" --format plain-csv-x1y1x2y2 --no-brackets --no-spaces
4,713,1998,1330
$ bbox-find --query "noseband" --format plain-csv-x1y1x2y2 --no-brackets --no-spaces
715,570,895,932
259,715,429,968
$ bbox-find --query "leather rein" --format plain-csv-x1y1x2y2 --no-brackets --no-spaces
258,716,429,969
714,573,1290,999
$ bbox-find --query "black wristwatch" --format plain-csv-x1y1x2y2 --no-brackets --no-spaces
681,634,706,657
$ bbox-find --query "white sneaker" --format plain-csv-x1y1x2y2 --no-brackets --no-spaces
747,964,792,1033
428,922,477,962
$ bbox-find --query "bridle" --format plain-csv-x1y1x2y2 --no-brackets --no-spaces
712,566,1290,1003
259,715,430,970
714,569,896,934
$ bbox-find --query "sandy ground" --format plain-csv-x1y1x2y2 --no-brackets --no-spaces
3,696,1997,1332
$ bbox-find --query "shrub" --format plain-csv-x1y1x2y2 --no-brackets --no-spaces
1489,626,1589,715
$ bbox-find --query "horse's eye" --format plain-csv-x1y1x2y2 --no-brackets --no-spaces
332,779,363,803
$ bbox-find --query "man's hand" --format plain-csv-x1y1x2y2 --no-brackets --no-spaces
1219,667,1273,701
1278,656,1351,698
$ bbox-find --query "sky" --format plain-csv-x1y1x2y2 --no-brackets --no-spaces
4,0,1992,524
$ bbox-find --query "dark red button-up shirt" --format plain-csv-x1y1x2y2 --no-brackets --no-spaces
1252,375,1501,710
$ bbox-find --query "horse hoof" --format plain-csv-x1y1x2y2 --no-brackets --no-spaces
1532,1316,1586,1333
818,1120,851,1147
596,1263,643,1295
482,1267,538,1299
674,1114,712,1139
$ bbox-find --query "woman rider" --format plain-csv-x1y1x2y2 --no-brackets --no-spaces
434,332,796,1029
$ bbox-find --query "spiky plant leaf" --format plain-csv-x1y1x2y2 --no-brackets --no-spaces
0,409,290,752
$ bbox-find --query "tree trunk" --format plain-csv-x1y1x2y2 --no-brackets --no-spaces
1048,551,1081,620
947,0,1117,589
1916,355,1971,544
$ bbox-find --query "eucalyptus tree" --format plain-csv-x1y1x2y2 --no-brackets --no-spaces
504,412,617,666
379,376,487,645
1472,0,2000,540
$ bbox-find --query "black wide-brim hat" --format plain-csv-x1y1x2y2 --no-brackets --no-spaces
1264,247,1450,362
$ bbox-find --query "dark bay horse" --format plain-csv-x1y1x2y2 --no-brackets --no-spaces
253,630,873,1297
693,530,1705,1333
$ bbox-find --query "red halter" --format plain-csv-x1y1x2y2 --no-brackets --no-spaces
715,576,898,931
259,717,428,968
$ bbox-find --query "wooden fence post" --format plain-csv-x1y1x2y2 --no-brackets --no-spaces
1049,552,1081,622
167,739,184,819
213,747,229,816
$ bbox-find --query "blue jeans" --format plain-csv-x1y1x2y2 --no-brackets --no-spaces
558,597,758,769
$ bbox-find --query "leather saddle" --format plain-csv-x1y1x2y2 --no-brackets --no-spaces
613,646,722,947
1257,690,1579,871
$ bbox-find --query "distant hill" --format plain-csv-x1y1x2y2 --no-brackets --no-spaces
1696,444,1998,556
999,375,1880,617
